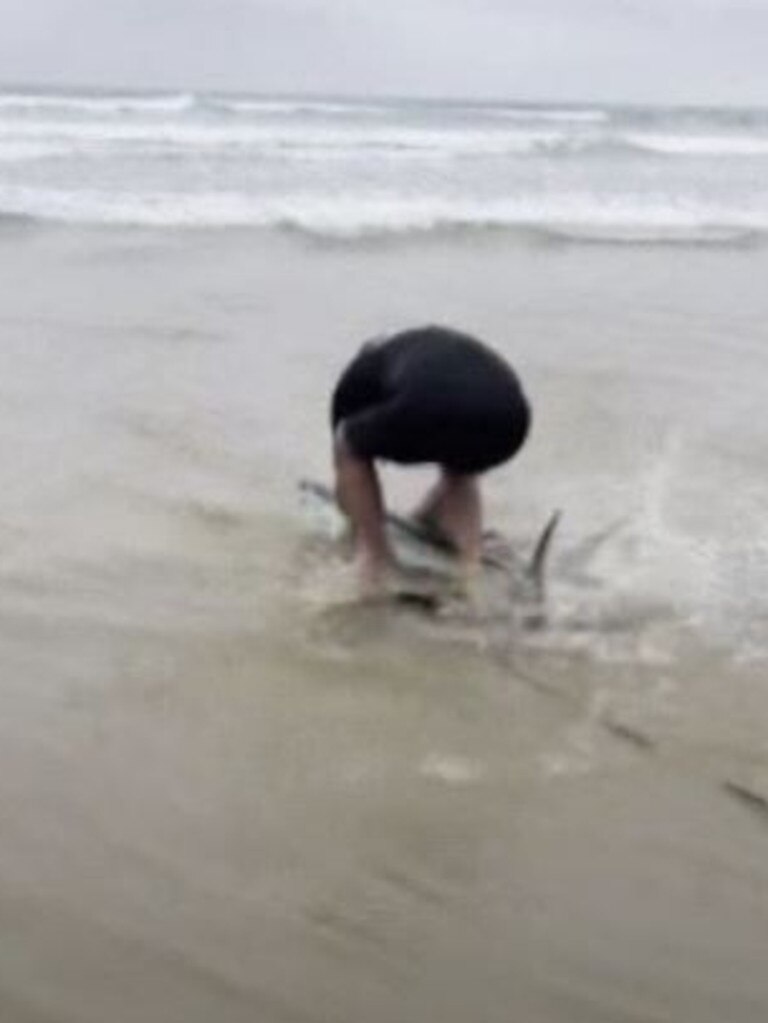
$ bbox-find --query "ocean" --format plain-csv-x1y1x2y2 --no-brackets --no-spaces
1,87,767,1023
2,88,768,240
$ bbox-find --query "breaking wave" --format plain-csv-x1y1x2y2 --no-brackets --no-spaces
625,132,768,157
0,185,762,245
0,90,611,123
2,119,768,164
1,89,767,243
0,91,197,115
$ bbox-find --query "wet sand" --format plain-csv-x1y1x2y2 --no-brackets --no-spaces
0,224,767,1022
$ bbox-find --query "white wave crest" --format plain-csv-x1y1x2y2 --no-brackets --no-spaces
0,141,70,162
0,118,571,158
489,106,610,124
0,185,762,244
214,98,393,117
626,132,768,157
0,92,197,115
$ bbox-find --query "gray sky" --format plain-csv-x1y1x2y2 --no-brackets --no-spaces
1,0,767,105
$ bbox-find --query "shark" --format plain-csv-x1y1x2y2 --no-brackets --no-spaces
299,478,560,614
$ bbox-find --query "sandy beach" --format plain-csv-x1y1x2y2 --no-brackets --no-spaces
0,218,766,1021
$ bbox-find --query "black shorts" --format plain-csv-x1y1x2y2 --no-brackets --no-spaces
331,326,531,475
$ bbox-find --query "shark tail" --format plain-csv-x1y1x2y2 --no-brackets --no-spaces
526,510,561,592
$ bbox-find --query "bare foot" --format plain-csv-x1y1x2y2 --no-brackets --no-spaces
356,552,394,600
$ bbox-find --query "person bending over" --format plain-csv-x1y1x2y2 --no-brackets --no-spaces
330,325,531,592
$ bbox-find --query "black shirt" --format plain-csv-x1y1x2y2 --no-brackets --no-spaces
331,325,530,474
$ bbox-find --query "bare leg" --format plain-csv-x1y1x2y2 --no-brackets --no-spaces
414,470,483,576
412,476,453,542
333,429,393,593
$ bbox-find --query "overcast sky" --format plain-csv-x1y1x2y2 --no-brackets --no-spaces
1,0,767,105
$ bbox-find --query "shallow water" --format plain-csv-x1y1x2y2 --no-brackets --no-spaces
0,224,767,1022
